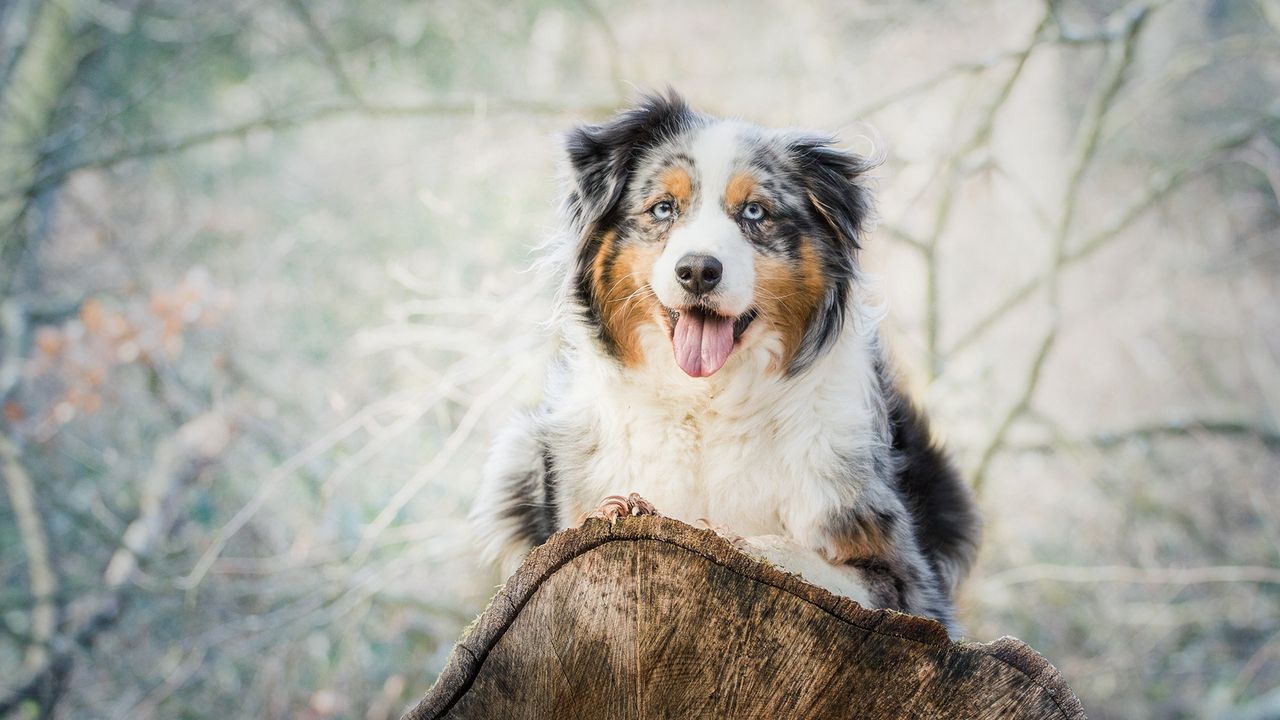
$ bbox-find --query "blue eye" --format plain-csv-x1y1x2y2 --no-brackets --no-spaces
651,201,675,221
742,202,767,222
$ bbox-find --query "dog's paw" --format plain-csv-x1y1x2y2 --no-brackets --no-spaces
582,492,659,525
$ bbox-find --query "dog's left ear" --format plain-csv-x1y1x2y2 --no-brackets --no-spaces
564,90,695,233
790,138,875,251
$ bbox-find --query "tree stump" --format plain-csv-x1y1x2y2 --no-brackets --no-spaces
404,516,1086,719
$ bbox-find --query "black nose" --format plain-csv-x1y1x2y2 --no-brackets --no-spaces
675,254,723,296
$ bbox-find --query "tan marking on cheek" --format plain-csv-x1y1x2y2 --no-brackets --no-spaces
725,172,758,208
596,241,663,366
659,167,693,207
754,240,826,372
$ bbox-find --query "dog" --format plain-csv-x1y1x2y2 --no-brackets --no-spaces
470,91,980,635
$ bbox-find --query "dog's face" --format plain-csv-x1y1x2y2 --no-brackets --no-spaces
564,92,872,378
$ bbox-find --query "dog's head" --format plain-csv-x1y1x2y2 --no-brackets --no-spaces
562,91,874,378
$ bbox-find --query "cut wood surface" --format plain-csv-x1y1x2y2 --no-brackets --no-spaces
404,516,1086,720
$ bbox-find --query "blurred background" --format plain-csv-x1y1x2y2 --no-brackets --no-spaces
0,0,1277,717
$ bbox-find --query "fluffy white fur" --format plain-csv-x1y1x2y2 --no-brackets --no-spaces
478,239,891,604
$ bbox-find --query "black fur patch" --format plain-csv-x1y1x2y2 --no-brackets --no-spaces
878,359,981,590
845,558,906,609
496,442,561,547
497,468,550,548
536,444,559,544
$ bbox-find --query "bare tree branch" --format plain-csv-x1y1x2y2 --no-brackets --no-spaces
0,0,83,292
847,11,1115,122
0,300,23,403
915,8,1053,380
0,302,56,680
0,411,235,717
1232,629,1280,705
0,436,58,674
1008,419,1280,453
284,0,367,109
0,0,39,96
1232,133,1280,212
0,95,618,203
946,112,1276,360
851,48,1033,120
982,563,1280,588
971,1,1152,491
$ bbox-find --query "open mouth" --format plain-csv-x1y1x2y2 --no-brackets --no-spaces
663,306,757,378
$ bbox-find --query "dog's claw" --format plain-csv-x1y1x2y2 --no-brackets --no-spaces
585,492,659,524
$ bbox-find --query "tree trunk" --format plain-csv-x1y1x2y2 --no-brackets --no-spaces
0,0,80,285
405,516,1086,720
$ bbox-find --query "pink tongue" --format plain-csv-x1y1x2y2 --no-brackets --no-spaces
673,311,735,377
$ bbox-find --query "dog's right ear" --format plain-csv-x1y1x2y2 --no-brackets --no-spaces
564,90,694,232
789,137,876,253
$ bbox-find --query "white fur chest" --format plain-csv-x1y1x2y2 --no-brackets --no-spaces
549,325,886,549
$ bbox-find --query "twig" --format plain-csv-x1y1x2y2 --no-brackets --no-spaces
985,160,1056,235
0,436,58,673
1232,629,1280,703
284,0,367,109
875,222,930,254
350,361,529,562
852,48,1031,120
0,299,24,402
178,351,512,591
1008,419,1280,453
969,327,1058,486
30,1,255,178
1232,134,1280,214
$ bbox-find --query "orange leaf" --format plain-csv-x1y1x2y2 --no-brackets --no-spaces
34,327,63,356
80,298,106,333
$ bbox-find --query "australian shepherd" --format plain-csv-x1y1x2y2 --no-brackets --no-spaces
470,91,980,635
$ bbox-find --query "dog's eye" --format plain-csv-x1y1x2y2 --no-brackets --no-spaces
650,201,675,221
741,202,767,222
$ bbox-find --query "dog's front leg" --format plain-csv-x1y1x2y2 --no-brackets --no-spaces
733,534,878,610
